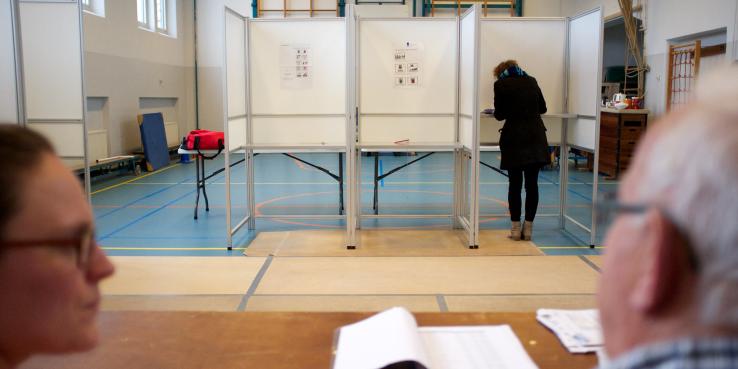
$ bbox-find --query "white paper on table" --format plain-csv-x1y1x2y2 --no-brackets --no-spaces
536,309,603,353
333,307,540,369
332,307,430,369
419,325,538,369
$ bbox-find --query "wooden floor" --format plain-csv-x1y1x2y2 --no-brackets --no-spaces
101,230,602,313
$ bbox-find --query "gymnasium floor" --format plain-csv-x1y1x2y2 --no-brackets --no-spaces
92,152,614,312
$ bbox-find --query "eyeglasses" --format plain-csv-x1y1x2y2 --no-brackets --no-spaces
596,191,700,272
0,228,95,270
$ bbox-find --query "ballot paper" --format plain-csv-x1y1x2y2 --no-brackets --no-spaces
536,309,603,353
332,307,539,369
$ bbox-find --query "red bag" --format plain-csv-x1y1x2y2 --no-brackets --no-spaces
184,130,224,151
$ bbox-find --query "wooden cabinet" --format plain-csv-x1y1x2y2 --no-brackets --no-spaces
599,110,648,178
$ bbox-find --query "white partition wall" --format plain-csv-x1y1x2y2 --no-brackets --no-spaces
1,0,20,124
223,7,250,248
563,7,603,246
457,5,480,248
346,5,358,248
222,11,353,248
358,17,457,145
18,0,89,193
478,18,567,144
249,18,347,147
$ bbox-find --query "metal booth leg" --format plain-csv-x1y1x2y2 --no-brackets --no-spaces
201,157,210,212
339,153,344,215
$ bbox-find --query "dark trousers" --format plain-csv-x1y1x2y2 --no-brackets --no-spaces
507,164,541,222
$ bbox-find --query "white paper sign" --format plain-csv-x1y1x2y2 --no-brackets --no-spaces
280,44,312,89
393,42,422,89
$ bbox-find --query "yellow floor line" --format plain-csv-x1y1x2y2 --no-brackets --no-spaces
91,164,181,196
102,246,247,251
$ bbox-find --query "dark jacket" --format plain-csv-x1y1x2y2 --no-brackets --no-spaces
493,75,550,170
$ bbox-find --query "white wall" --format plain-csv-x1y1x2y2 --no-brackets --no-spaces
83,0,196,156
643,0,737,117
196,0,249,132
561,0,619,18
524,0,561,16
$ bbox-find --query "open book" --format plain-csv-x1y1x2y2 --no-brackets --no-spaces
332,307,539,369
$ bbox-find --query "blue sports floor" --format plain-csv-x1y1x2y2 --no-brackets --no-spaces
91,152,615,256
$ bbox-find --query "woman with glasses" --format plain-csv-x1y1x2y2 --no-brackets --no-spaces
492,60,549,241
0,125,115,368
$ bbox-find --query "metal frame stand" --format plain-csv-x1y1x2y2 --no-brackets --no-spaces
371,152,434,214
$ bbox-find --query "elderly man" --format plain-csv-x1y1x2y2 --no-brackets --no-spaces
0,125,115,368
597,66,738,369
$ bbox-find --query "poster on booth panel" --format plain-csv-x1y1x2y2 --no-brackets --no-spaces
393,41,422,88
280,44,313,89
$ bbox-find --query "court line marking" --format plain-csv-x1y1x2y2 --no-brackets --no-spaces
91,163,181,195
238,255,274,311
578,255,602,273
436,295,449,312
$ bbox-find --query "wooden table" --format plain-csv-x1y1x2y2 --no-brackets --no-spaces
21,311,597,369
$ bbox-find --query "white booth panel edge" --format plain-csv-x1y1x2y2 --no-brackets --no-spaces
359,18,457,115
225,11,247,118
252,116,347,146
249,19,347,115
19,1,83,121
1,0,19,124
568,9,601,118
228,117,247,151
459,9,477,118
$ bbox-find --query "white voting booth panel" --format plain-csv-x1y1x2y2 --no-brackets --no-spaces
478,18,567,144
20,1,83,121
563,8,603,246
459,7,477,150
19,0,87,180
225,9,248,151
1,0,19,124
252,117,346,145
361,116,452,144
223,8,250,249
249,19,347,146
359,18,457,144
567,9,601,151
458,5,481,248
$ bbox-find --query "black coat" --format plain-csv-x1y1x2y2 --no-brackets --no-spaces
493,75,550,170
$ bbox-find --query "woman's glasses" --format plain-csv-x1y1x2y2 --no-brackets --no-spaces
0,228,94,269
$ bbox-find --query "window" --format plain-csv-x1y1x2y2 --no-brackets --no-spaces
137,0,148,28
155,0,167,32
138,0,176,37
83,0,105,17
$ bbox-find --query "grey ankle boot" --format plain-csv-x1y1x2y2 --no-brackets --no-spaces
522,221,533,241
509,221,522,241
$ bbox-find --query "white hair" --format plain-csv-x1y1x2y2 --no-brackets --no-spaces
634,65,738,327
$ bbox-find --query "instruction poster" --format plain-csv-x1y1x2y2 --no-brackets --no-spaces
280,44,313,89
393,42,422,88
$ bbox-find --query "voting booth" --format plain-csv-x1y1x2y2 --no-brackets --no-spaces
4,0,91,195
220,4,604,249
222,7,354,248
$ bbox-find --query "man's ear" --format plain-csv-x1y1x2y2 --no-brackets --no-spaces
629,209,687,315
